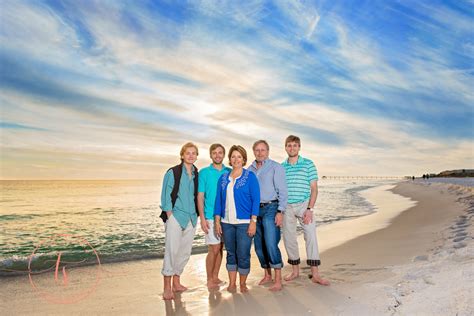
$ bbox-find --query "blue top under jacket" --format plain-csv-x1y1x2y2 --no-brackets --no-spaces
214,168,260,220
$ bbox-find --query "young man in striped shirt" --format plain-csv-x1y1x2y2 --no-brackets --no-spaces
281,135,329,285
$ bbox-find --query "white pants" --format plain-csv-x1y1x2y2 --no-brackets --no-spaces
161,215,196,276
282,200,321,266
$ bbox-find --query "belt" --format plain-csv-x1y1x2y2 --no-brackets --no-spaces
259,199,278,208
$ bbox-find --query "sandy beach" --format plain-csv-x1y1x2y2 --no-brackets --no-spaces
1,180,473,315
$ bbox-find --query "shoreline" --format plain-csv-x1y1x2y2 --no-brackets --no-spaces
0,181,396,278
1,181,472,315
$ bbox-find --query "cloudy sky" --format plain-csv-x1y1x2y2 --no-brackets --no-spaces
1,0,473,179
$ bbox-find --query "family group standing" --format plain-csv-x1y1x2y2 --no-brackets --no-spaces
159,136,329,300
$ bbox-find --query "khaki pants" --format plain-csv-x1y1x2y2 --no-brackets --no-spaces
282,200,321,266
161,215,196,276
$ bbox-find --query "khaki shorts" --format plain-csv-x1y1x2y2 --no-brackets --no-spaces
205,219,221,245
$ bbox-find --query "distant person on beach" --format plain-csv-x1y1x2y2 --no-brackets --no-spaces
197,143,231,289
214,145,260,293
248,140,287,291
281,135,330,286
160,142,200,300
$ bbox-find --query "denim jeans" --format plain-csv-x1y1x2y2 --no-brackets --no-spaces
254,202,283,269
221,223,253,275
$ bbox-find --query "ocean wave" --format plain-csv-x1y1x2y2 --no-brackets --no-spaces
0,244,210,278
0,214,40,221
1,179,394,278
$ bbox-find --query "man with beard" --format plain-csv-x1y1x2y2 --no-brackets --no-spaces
197,144,231,289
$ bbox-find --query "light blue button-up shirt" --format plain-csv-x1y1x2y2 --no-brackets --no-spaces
161,168,198,229
248,159,288,212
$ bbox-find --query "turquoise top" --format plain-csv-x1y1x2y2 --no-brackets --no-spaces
161,168,197,229
198,164,231,219
282,156,318,204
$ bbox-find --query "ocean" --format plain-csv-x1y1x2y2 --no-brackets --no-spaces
0,178,403,276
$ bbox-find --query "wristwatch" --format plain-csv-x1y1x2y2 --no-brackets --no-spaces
251,217,257,223
306,207,314,211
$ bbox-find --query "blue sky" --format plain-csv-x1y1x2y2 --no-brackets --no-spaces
1,0,473,179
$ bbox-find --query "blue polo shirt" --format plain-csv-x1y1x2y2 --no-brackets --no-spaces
198,164,231,219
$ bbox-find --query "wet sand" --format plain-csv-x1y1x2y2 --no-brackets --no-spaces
1,181,472,315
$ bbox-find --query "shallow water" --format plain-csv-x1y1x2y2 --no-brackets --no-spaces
0,178,397,275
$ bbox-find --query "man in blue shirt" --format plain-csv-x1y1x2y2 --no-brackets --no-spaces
248,140,288,291
160,142,199,300
197,143,231,289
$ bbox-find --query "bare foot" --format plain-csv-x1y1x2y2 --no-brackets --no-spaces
311,276,330,286
207,280,219,289
212,278,224,285
163,288,175,300
227,285,237,292
269,282,282,291
173,284,188,292
240,284,249,293
258,276,272,285
284,272,299,281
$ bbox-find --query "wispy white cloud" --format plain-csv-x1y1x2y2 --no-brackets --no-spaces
1,1,472,179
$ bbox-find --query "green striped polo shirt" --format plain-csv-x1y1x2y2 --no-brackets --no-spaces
281,156,318,204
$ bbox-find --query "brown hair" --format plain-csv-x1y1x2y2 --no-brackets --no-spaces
285,135,301,146
180,142,199,160
209,143,225,156
228,145,247,166
252,140,269,150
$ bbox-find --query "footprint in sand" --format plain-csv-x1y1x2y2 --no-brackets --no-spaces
423,276,435,285
454,243,467,249
453,237,466,242
455,232,468,237
333,263,356,267
452,228,466,234
451,224,469,230
413,255,429,262
332,268,347,272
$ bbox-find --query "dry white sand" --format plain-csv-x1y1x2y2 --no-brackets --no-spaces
1,181,472,315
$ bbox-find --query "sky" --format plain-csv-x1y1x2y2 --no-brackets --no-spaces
0,0,473,179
